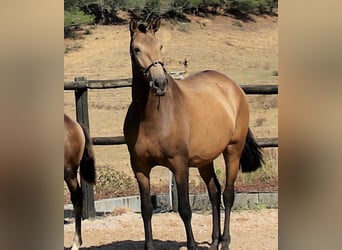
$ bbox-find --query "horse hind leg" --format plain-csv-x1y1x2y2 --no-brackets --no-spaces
65,173,83,250
221,143,244,250
198,163,221,250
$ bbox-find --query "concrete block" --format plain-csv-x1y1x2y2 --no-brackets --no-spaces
152,194,170,210
64,192,278,218
95,195,141,213
190,194,211,210
258,192,278,208
233,193,259,209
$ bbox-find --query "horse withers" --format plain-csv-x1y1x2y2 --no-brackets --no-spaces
124,16,263,250
64,113,96,250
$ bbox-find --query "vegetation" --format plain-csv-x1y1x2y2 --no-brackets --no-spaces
94,166,138,198
64,0,278,32
78,148,278,200
64,9,94,28
64,1,94,37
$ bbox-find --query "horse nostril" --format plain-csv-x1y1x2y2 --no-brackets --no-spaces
154,80,160,88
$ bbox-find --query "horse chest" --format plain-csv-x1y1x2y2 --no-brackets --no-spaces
134,135,161,159
133,129,184,162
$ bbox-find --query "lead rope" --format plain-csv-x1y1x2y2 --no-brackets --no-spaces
157,96,161,110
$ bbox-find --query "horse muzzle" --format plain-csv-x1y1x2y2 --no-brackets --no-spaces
144,61,168,96
149,78,168,96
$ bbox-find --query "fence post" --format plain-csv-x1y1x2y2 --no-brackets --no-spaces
74,76,96,219
171,174,178,212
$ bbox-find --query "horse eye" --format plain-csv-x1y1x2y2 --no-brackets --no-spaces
134,47,140,54
160,45,163,50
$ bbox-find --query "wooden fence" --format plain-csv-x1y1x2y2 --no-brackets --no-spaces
64,76,278,218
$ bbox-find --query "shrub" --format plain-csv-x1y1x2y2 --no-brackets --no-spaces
227,0,259,14
64,9,94,37
64,9,94,28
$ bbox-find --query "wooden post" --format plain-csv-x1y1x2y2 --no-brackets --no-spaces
74,76,96,219
171,174,178,212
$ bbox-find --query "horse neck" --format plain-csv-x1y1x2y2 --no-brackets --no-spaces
131,70,179,120
131,68,149,105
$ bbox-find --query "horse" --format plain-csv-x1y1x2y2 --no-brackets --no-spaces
123,17,263,250
64,113,96,250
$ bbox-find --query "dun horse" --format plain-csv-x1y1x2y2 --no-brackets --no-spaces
124,17,263,250
64,113,96,250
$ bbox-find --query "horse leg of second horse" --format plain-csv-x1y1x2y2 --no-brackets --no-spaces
71,186,83,250
173,162,197,250
65,177,83,250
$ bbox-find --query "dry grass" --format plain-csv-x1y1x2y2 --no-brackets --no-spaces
64,12,278,200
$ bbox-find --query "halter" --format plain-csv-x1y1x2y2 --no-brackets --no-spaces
143,61,167,91
131,48,168,97
143,61,165,75
130,46,166,75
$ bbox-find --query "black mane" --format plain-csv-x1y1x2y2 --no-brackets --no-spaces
137,22,147,33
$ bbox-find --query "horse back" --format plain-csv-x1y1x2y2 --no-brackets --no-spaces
175,70,249,165
179,70,248,117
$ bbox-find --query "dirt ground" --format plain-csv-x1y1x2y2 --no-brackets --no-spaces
64,12,278,194
64,209,278,250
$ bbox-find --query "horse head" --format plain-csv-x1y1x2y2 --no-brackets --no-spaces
129,16,168,96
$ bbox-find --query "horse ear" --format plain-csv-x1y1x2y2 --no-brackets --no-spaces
149,16,161,33
129,19,139,34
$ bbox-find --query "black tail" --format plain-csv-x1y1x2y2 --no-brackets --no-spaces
240,128,264,173
79,125,96,185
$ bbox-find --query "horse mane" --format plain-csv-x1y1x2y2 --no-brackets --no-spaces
132,12,159,33
137,23,147,33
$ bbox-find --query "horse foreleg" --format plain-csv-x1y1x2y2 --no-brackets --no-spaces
173,162,197,250
221,147,241,250
198,163,221,250
135,168,154,250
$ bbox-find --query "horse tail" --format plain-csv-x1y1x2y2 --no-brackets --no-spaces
240,128,264,172
79,124,96,185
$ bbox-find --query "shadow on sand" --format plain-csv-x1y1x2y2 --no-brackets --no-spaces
64,239,210,250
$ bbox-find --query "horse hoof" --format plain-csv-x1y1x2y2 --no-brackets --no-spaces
71,244,80,250
209,243,219,250
220,242,229,250
144,243,154,250
187,243,198,250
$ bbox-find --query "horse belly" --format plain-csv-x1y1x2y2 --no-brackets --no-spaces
188,120,233,168
188,140,230,167
181,80,238,167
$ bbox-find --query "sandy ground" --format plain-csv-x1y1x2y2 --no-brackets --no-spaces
64,208,278,250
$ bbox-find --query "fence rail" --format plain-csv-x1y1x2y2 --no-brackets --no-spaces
64,78,278,95
91,136,278,147
64,76,278,218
